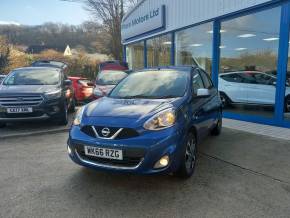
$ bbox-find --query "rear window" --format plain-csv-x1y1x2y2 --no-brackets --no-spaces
96,70,128,85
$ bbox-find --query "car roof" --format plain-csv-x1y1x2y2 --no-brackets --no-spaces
220,71,262,75
31,60,68,69
11,67,61,72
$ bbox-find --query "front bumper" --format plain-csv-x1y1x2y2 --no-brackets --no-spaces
67,125,186,174
0,98,64,122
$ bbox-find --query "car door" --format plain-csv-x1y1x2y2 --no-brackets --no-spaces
219,73,247,103
199,69,220,129
190,70,210,138
242,73,276,105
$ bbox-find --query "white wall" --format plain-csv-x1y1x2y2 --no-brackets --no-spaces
122,0,274,44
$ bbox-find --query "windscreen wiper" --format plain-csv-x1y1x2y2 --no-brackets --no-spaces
157,95,178,99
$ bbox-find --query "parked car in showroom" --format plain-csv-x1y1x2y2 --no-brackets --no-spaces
219,71,290,112
93,70,131,99
69,77,94,104
68,66,222,178
0,67,75,128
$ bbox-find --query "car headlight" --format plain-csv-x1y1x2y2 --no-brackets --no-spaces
45,90,62,100
73,107,85,126
144,108,176,131
93,88,104,97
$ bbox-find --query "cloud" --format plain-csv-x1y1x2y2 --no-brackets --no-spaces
0,21,21,26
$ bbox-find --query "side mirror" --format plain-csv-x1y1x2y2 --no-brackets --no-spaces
196,88,210,98
64,79,72,86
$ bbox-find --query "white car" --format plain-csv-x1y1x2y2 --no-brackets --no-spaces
218,71,290,112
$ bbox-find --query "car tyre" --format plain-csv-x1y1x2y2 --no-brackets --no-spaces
285,95,290,113
176,132,197,179
57,103,68,126
211,113,222,136
219,92,230,108
0,122,6,128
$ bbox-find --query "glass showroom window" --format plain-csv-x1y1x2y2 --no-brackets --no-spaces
175,22,213,74
126,42,144,70
147,34,171,67
284,32,290,121
219,6,281,118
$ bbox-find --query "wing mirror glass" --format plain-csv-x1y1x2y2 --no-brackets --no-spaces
196,88,210,98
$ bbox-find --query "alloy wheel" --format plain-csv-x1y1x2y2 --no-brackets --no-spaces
185,137,196,172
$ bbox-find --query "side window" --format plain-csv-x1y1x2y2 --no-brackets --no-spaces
253,73,273,85
220,74,242,83
199,70,213,89
238,73,256,84
192,72,205,95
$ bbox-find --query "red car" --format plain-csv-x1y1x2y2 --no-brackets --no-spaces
99,61,128,71
68,77,94,104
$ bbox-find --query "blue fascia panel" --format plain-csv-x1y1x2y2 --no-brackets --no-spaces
275,3,290,122
212,21,220,88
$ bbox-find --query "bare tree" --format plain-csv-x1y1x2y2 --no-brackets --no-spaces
61,0,138,60
0,36,10,73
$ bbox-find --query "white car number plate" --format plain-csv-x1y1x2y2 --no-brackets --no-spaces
7,107,33,113
84,146,123,160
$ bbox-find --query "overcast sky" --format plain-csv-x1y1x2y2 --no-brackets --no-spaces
0,0,91,26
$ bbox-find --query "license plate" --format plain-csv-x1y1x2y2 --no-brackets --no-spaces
7,107,33,113
84,146,123,160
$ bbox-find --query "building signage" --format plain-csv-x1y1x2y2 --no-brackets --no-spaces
121,5,165,40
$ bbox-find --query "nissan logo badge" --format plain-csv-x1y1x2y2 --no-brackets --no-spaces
101,128,111,137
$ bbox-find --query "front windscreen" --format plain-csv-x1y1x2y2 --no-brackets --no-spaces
3,69,60,85
96,70,128,85
109,70,189,99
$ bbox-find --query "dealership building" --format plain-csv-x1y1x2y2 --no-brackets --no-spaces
121,0,290,128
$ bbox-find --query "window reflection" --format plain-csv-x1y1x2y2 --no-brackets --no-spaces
219,7,281,118
175,22,213,74
147,34,171,67
126,42,144,70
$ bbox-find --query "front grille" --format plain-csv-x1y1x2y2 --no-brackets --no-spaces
75,144,145,168
0,95,44,107
95,126,120,138
81,126,140,140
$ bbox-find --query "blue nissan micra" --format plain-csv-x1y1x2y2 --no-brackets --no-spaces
67,66,222,178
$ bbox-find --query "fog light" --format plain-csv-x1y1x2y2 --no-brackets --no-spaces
154,155,169,169
67,145,72,154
